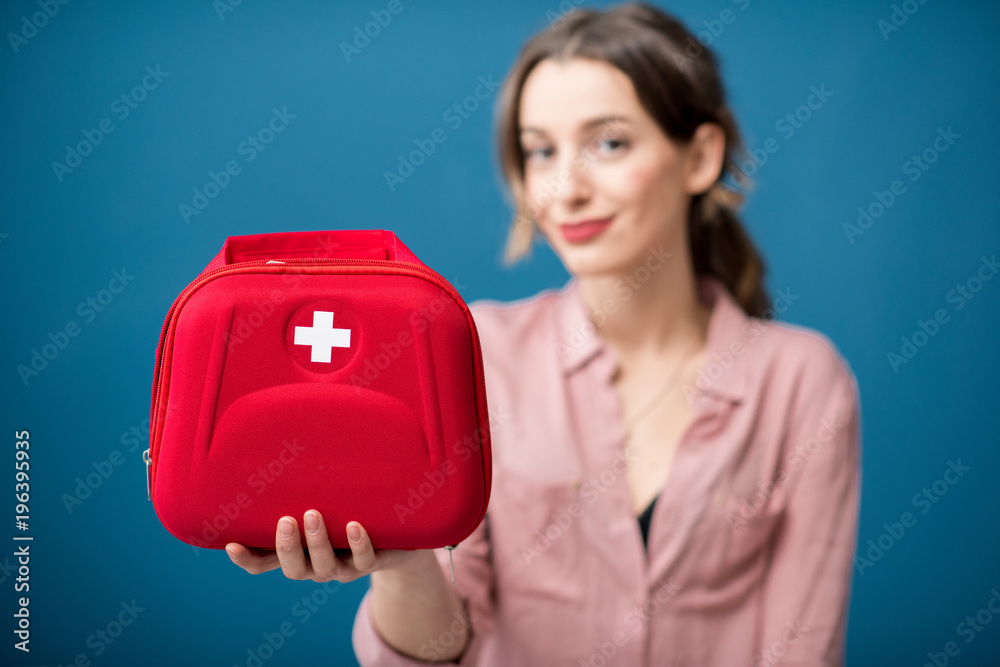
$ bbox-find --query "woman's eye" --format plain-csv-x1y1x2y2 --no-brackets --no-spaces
593,137,628,155
524,146,553,162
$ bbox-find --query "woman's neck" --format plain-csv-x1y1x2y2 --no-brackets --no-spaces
575,252,710,367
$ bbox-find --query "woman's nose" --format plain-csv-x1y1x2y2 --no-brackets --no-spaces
552,150,593,208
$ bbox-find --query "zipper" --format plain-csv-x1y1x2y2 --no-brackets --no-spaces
143,448,151,500
445,544,456,585
146,256,490,513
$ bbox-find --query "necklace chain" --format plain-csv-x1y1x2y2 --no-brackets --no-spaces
619,338,702,438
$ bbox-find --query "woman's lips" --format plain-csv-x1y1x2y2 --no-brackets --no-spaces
558,216,614,244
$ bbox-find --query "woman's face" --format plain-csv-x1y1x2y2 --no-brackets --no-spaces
518,57,718,278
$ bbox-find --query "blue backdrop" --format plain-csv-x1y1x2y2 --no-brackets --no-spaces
2,1,998,665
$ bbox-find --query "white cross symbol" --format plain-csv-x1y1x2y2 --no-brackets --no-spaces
294,311,351,363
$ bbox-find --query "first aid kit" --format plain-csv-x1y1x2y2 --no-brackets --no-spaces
145,229,492,553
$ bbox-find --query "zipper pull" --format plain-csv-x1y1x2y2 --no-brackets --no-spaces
444,544,456,585
143,449,151,500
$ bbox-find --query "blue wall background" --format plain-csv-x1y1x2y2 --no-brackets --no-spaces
2,1,998,665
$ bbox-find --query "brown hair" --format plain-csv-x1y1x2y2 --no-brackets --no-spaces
494,1,772,318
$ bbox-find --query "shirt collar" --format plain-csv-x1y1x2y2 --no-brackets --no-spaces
555,273,750,404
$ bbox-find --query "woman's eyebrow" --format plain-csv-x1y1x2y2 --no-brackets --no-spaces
520,114,631,136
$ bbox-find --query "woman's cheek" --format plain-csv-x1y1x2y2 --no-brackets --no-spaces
627,161,686,217
609,163,658,202
522,175,549,221
628,161,659,185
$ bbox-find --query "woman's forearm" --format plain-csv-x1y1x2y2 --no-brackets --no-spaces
368,550,470,663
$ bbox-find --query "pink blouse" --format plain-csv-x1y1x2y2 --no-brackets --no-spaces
353,274,862,666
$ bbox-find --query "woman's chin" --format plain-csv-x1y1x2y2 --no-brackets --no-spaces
544,236,645,280
555,249,636,280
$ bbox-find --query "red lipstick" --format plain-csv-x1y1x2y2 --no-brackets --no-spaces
559,216,614,244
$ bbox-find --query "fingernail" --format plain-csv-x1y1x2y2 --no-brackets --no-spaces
279,518,294,538
225,545,237,559
305,511,319,535
347,522,361,543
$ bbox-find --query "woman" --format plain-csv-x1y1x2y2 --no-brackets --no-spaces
226,3,862,665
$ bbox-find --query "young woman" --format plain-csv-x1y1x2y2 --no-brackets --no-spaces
226,3,861,665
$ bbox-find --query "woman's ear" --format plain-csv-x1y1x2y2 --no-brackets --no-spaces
683,122,727,196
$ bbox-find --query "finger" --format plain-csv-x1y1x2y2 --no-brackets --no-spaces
225,543,280,575
302,510,340,582
275,516,311,580
347,521,377,573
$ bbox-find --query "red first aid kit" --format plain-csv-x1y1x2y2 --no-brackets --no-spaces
145,229,492,552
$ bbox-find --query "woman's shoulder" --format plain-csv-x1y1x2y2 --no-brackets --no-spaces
701,277,857,398
464,285,575,402
758,318,854,382
739,314,860,412
467,285,568,351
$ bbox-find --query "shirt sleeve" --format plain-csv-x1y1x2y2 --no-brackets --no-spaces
757,347,862,666
352,513,496,666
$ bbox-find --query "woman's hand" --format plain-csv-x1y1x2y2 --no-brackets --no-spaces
225,510,428,583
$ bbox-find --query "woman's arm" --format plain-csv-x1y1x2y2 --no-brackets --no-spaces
757,352,862,666
353,513,495,666
227,513,479,664
367,550,470,662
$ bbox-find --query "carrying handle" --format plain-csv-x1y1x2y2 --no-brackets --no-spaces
202,230,423,274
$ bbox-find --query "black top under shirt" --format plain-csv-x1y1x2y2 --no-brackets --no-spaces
637,493,660,550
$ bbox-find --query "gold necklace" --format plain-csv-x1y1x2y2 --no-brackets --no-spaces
619,338,702,441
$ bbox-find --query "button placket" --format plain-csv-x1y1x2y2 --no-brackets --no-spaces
579,345,647,587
